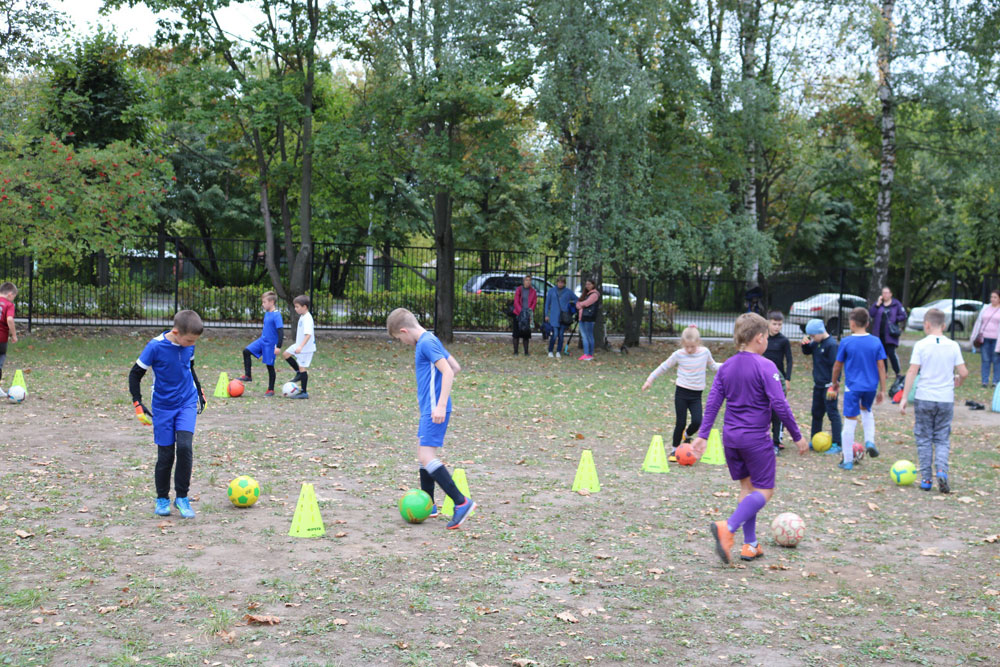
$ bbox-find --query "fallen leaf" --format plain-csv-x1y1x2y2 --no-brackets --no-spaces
98,605,119,614
246,601,261,610
512,660,537,667
435,641,451,649
555,611,579,623
920,548,942,557
956,496,974,504
984,535,999,544
575,433,584,440
867,502,879,511
394,641,409,649
244,614,280,625
14,530,33,539
475,606,499,615
984,590,1000,597
333,618,348,625
576,489,590,496
215,629,236,643
30,617,43,624
647,568,665,575
334,532,347,538
187,544,205,550
768,564,790,571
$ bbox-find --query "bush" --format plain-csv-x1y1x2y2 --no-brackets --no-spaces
178,284,269,322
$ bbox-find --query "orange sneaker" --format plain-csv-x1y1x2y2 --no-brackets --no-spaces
710,521,735,565
740,543,764,561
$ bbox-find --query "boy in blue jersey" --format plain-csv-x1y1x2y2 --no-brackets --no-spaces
128,310,207,518
829,308,887,470
386,308,475,529
238,291,284,396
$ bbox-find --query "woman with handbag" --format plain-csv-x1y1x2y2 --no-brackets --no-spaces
869,286,907,380
512,275,537,355
575,279,601,361
970,289,1000,387
544,277,576,358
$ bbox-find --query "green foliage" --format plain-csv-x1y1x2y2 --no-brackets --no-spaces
0,134,171,262
0,0,66,72
30,278,145,318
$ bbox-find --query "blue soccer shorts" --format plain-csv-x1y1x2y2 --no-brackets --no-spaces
246,337,277,365
153,402,199,447
843,388,876,418
417,412,451,447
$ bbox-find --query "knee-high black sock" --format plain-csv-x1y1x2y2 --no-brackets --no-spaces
300,371,308,393
155,445,175,498
266,364,276,391
426,458,465,505
285,356,300,372
523,337,529,354
419,466,435,503
174,431,194,497
242,349,253,378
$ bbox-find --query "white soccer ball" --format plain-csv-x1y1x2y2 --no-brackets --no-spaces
7,385,26,403
771,512,806,547
281,382,300,398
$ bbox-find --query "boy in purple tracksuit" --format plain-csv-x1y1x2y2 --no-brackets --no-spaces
691,313,809,565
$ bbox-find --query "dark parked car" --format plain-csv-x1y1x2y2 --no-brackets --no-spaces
463,273,555,296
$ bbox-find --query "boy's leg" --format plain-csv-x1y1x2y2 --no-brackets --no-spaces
932,401,953,482
0,340,6,385
826,395,842,449
299,370,308,393
174,431,194,498
266,365,276,392
155,445,175,499
841,418,858,464
860,389,878,456
810,386,826,437
913,399,934,483
242,348,253,380
418,450,465,507
419,463,436,504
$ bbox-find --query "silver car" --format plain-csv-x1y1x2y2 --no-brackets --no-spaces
906,299,983,333
788,293,868,333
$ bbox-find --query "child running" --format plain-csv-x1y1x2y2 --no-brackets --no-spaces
800,319,843,455
238,291,284,396
386,308,475,529
128,310,207,518
899,308,968,493
691,313,808,565
0,281,17,399
281,295,315,399
829,307,887,470
641,325,720,462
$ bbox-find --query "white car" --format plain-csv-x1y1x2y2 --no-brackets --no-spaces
906,299,983,333
788,293,868,333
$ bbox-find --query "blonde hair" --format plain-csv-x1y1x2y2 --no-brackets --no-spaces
262,291,277,303
680,325,701,346
386,308,419,335
733,313,767,349
924,308,946,329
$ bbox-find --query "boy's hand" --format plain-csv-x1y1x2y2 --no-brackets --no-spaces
198,390,207,414
134,401,152,426
800,336,811,345
431,404,446,424
875,390,885,405
794,438,808,455
690,436,707,459
899,397,908,415
295,345,303,354
641,380,651,391
10,333,16,343
274,346,281,355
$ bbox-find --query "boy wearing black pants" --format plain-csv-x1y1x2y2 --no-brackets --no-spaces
800,319,843,455
764,311,793,454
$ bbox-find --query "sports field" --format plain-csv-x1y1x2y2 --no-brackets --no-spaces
1,328,999,666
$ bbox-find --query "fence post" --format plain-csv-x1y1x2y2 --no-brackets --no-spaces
27,254,33,333
173,238,180,316
838,268,846,341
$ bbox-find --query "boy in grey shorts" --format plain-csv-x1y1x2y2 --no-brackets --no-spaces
899,308,968,493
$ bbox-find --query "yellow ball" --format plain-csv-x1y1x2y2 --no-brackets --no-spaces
811,432,832,453
227,475,260,507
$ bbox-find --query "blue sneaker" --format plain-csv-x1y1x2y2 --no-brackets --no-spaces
838,461,854,471
292,392,309,399
865,441,879,458
429,504,440,519
174,497,195,519
446,499,476,529
920,479,933,491
937,475,950,494
154,498,171,516
827,444,842,455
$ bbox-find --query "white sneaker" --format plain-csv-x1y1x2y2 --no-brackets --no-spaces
548,352,554,358
556,352,561,358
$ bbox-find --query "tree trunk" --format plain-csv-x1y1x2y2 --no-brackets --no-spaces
869,0,896,302
613,261,646,348
434,191,454,341
901,244,913,307
738,0,760,280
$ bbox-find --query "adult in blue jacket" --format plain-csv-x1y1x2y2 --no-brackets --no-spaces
545,277,576,358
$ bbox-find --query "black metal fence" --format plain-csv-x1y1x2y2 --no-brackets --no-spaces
1,238,997,343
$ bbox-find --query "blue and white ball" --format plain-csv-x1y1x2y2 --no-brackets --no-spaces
7,386,26,403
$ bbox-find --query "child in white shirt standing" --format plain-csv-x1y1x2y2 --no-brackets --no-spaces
900,308,968,493
282,295,316,399
642,326,720,461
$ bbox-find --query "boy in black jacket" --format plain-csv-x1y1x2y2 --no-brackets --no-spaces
801,318,842,455
764,311,793,454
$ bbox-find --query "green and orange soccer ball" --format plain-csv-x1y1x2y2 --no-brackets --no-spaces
399,489,433,523
228,475,260,508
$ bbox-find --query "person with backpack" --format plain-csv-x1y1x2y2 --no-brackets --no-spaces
575,279,601,361
544,277,576,358
512,275,537,355
869,286,907,382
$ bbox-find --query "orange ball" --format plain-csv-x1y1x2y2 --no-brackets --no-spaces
676,443,697,466
228,379,245,397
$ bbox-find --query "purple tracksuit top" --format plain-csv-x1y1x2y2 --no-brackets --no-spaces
698,351,802,447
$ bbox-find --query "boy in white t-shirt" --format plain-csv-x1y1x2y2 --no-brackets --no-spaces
899,308,968,493
282,295,316,399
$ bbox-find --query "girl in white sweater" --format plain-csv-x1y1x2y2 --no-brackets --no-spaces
642,326,720,461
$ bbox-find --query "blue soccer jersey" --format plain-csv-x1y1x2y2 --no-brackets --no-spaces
836,333,886,392
137,332,198,410
262,310,283,345
414,331,452,415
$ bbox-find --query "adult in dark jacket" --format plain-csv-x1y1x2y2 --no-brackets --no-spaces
869,286,907,379
512,275,537,355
